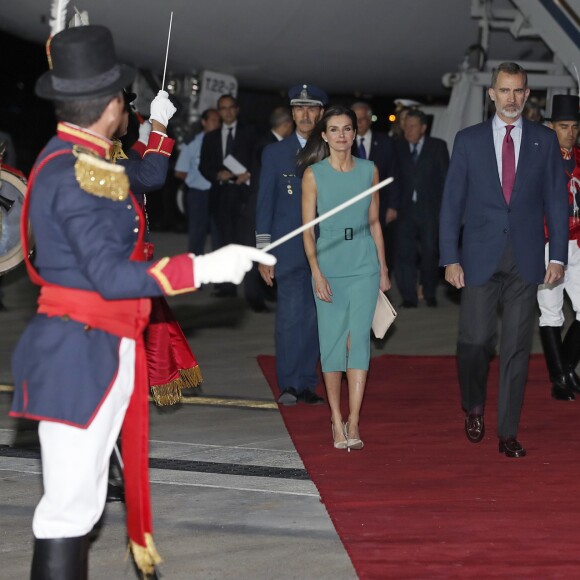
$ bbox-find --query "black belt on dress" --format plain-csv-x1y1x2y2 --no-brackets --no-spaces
318,225,370,240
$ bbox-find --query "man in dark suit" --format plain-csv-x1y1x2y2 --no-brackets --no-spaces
200,94,257,296
390,109,449,307
439,62,568,458
351,102,397,271
256,84,328,406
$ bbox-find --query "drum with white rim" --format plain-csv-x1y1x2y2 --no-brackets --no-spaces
0,165,31,275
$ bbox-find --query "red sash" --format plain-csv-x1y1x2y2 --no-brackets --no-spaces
22,148,161,574
132,242,202,404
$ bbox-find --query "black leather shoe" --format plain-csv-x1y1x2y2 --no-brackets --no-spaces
299,390,324,405
277,388,298,406
551,381,575,401
106,482,125,503
399,300,417,308
565,369,580,393
465,414,485,443
498,437,526,458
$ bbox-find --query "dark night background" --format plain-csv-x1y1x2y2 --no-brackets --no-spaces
0,29,443,229
0,31,55,174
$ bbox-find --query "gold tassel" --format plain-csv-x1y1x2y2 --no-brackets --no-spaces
129,534,162,576
181,365,203,388
150,365,203,406
110,139,128,163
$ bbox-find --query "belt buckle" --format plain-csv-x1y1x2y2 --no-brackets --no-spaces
345,227,353,240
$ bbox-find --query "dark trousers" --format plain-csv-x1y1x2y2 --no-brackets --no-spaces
382,220,397,273
213,183,249,295
275,267,319,393
215,183,248,247
457,243,537,439
240,188,268,306
395,211,439,303
185,187,220,255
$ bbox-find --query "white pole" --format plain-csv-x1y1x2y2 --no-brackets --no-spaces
161,11,174,91
263,177,394,253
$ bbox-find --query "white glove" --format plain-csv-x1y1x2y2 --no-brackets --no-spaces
149,90,176,126
192,244,277,288
137,121,152,145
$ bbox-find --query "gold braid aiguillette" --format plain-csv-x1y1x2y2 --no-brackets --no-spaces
73,146,129,201
110,139,128,163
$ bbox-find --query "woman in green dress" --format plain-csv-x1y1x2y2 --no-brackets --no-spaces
300,105,390,451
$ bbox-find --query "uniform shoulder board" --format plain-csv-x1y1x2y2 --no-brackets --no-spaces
72,145,129,201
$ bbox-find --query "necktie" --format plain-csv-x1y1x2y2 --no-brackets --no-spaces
411,143,418,164
358,137,367,159
502,125,515,204
225,127,234,157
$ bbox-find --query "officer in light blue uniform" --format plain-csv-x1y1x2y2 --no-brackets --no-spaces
256,84,328,405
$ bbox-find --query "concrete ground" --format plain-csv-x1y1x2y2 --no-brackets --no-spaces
0,231,546,579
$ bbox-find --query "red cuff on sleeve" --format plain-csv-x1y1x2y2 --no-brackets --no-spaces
144,132,175,158
147,254,196,295
131,140,146,158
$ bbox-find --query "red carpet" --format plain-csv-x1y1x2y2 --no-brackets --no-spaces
258,354,580,579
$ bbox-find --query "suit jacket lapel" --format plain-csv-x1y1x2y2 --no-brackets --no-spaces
291,133,301,158
483,119,503,198
510,120,531,202
416,137,430,165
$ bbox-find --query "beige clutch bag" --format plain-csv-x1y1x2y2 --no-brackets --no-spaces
372,291,397,339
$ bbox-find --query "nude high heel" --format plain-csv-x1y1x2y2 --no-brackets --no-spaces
345,422,364,451
332,423,348,450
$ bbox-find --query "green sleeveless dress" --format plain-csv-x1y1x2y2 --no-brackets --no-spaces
310,157,379,372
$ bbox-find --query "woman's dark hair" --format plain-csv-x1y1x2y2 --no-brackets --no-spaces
297,105,357,170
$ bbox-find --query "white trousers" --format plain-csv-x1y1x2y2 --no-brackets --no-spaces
538,241,580,327
33,338,135,538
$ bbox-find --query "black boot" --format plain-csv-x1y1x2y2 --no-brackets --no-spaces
31,536,89,580
562,320,580,393
539,326,575,401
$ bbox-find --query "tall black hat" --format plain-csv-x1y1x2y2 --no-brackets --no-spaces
36,25,136,101
548,94,580,122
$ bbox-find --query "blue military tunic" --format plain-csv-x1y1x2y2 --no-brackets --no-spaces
255,133,319,392
10,123,193,427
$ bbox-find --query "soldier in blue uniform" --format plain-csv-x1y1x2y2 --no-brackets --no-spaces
256,84,327,405
10,25,275,579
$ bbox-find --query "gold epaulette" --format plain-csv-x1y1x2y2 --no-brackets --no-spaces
72,146,129,201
